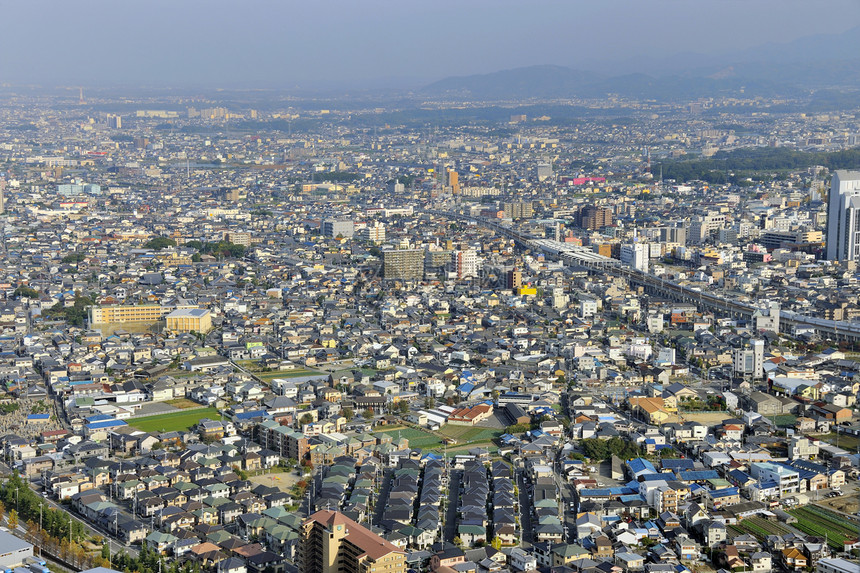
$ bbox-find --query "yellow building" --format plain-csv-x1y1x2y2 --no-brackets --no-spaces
299,510,406,573
165,308,212,333
88,304,168,327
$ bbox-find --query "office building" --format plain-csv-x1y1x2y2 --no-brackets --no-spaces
299,510,407,573
825,170,860,261
321,219,355,239
688,212,726,244
659,226,687,245
580,205,613,230
382,249,424,280
107,114,122,129
387,180,404,193
620,243,649,272
165,308,212,333
733,339,764,379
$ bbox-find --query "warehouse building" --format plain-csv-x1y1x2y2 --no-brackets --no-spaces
0,530,33,569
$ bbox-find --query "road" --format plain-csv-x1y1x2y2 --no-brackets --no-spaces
515,468,533,548
443,470,461,543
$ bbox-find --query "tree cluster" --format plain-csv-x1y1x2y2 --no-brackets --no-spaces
185,240,246,259
579,436,643,461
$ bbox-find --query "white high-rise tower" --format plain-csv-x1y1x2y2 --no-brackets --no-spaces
825,170,860,261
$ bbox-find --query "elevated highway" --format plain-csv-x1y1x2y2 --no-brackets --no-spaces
431,210,860,343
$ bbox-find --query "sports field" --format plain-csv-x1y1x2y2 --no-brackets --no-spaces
130,407,220,433
377,427,444,450
438,425,503,443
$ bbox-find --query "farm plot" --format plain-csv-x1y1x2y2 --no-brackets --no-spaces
788,506,860,550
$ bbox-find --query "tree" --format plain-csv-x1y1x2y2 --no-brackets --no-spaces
490,535,503,550
299,413,313,426
8,509,18,530
143,237,177,250
362,408,375,420
453,535,463,547
342,407,354,421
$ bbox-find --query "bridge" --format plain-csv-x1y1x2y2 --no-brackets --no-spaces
431,210,860,343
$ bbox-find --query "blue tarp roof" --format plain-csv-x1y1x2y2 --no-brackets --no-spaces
26,414,50,420
627,457,657,476
86,420,127,430
234,410,269,420
709,487,739,498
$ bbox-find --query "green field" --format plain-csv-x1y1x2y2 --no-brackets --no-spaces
257,369,323,381
819,432,860,451
439,425,503,443
130,407,220,433
728,517,794,541
376,427,444,450
788,506,860,550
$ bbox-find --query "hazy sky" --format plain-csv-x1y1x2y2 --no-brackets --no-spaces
1,0,859,89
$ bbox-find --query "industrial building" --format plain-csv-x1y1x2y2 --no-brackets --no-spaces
0,530,33,569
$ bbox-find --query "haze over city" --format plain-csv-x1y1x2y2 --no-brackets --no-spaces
2,0,860,89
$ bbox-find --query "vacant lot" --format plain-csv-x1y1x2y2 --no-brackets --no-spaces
679,412,729,425
130,407,220,433
164,398,201,410
249,471,302,493
819,432,860,451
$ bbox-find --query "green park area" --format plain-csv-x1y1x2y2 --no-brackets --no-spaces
130,407,220,433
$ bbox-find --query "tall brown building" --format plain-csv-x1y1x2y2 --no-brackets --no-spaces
299,510,407,573
506,268,522,289
580,205,613,230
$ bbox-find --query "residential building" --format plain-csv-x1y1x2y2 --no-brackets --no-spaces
298,509,406,573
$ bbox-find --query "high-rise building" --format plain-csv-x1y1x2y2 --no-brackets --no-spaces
506,268,522,289
825,170,860,261
579,205,613,230
446,169,460,194
620,243,649,272
107,114,122,129
501,201,533,219
322,219,355,239
452,249,478,279
382,249,424,280
299,510,407,573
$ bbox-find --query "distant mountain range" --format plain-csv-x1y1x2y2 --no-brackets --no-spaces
420,26,860,102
